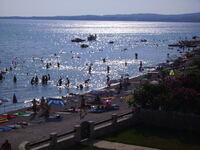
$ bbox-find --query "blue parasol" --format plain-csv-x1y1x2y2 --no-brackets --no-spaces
47,98,64,106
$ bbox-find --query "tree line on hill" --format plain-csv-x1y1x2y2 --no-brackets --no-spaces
0,13,200,22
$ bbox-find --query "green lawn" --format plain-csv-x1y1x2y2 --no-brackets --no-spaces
104,124,200,150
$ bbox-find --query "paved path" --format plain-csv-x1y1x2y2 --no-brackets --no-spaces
83,140,160,150
0,95,132,150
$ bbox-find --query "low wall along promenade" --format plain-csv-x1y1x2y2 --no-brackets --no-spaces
19,109,200,150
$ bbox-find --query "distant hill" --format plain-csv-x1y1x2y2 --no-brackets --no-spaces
0,13,200,22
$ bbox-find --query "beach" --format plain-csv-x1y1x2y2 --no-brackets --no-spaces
0,63,151,149
1,20,199,113
0,83,135,150
1,44,200,149
0,19,200,149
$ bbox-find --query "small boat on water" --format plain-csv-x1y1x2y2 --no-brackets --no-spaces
71,38,85,43
80,44,89,48
141,39,147,42
108,41,114,44
87,34,97,41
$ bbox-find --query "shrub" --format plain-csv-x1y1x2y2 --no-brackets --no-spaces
129,58,200,114
133,83,168,110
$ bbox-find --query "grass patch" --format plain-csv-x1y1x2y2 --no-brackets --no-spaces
104,124,200,150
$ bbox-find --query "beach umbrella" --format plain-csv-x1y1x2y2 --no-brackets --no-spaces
103,100,112,104
102,97,114,100
169,70,175,76
47,98,64,106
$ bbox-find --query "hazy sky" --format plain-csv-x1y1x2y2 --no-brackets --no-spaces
0,0,200,16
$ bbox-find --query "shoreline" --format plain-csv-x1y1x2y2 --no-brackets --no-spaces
0,49,190,115
0,67,149,114
0,44,199,149
0,72,147,115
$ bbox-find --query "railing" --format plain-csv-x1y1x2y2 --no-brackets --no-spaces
19,108,200,150
24,111,133,150
29,130,75,148
118,111,132,118
94,118,112,126
57,130,75,139
29,138,50,148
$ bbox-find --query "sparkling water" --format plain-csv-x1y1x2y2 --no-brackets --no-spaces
0,19,200,113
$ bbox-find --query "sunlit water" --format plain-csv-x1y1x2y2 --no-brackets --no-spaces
0,19,200,113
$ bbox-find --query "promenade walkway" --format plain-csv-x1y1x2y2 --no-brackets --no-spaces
83,140,160,150
0,95,132,150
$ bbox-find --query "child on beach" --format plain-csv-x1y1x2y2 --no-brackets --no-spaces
32,98,38,114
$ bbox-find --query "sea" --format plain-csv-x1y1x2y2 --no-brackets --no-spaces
0,19,200,113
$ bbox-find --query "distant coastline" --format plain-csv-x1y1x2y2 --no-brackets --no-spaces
0,13,200,22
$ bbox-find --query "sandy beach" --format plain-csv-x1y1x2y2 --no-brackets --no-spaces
0,74,142,149
0,45,200,150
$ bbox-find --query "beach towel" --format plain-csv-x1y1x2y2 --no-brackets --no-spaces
14,112,33,117
7,124,21,129
88,109,104,113
0,117,8,124
0,114,17,119
55,112,72,115
0,126,12,132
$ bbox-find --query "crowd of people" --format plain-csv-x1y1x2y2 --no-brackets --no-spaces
0,43,145,113
30,97,50,118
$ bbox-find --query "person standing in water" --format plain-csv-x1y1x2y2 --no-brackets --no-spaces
57,62,60,68
140,61,143,68
106,75,110,87
135,53,138,59
35,76,39,84
13,75,17,83
13,93,17,104
66,77,70,87
0,73,3,80
88,65,92,74
139,61,143,71
125,61,127,66
107,65,110,74
58,77,62,86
